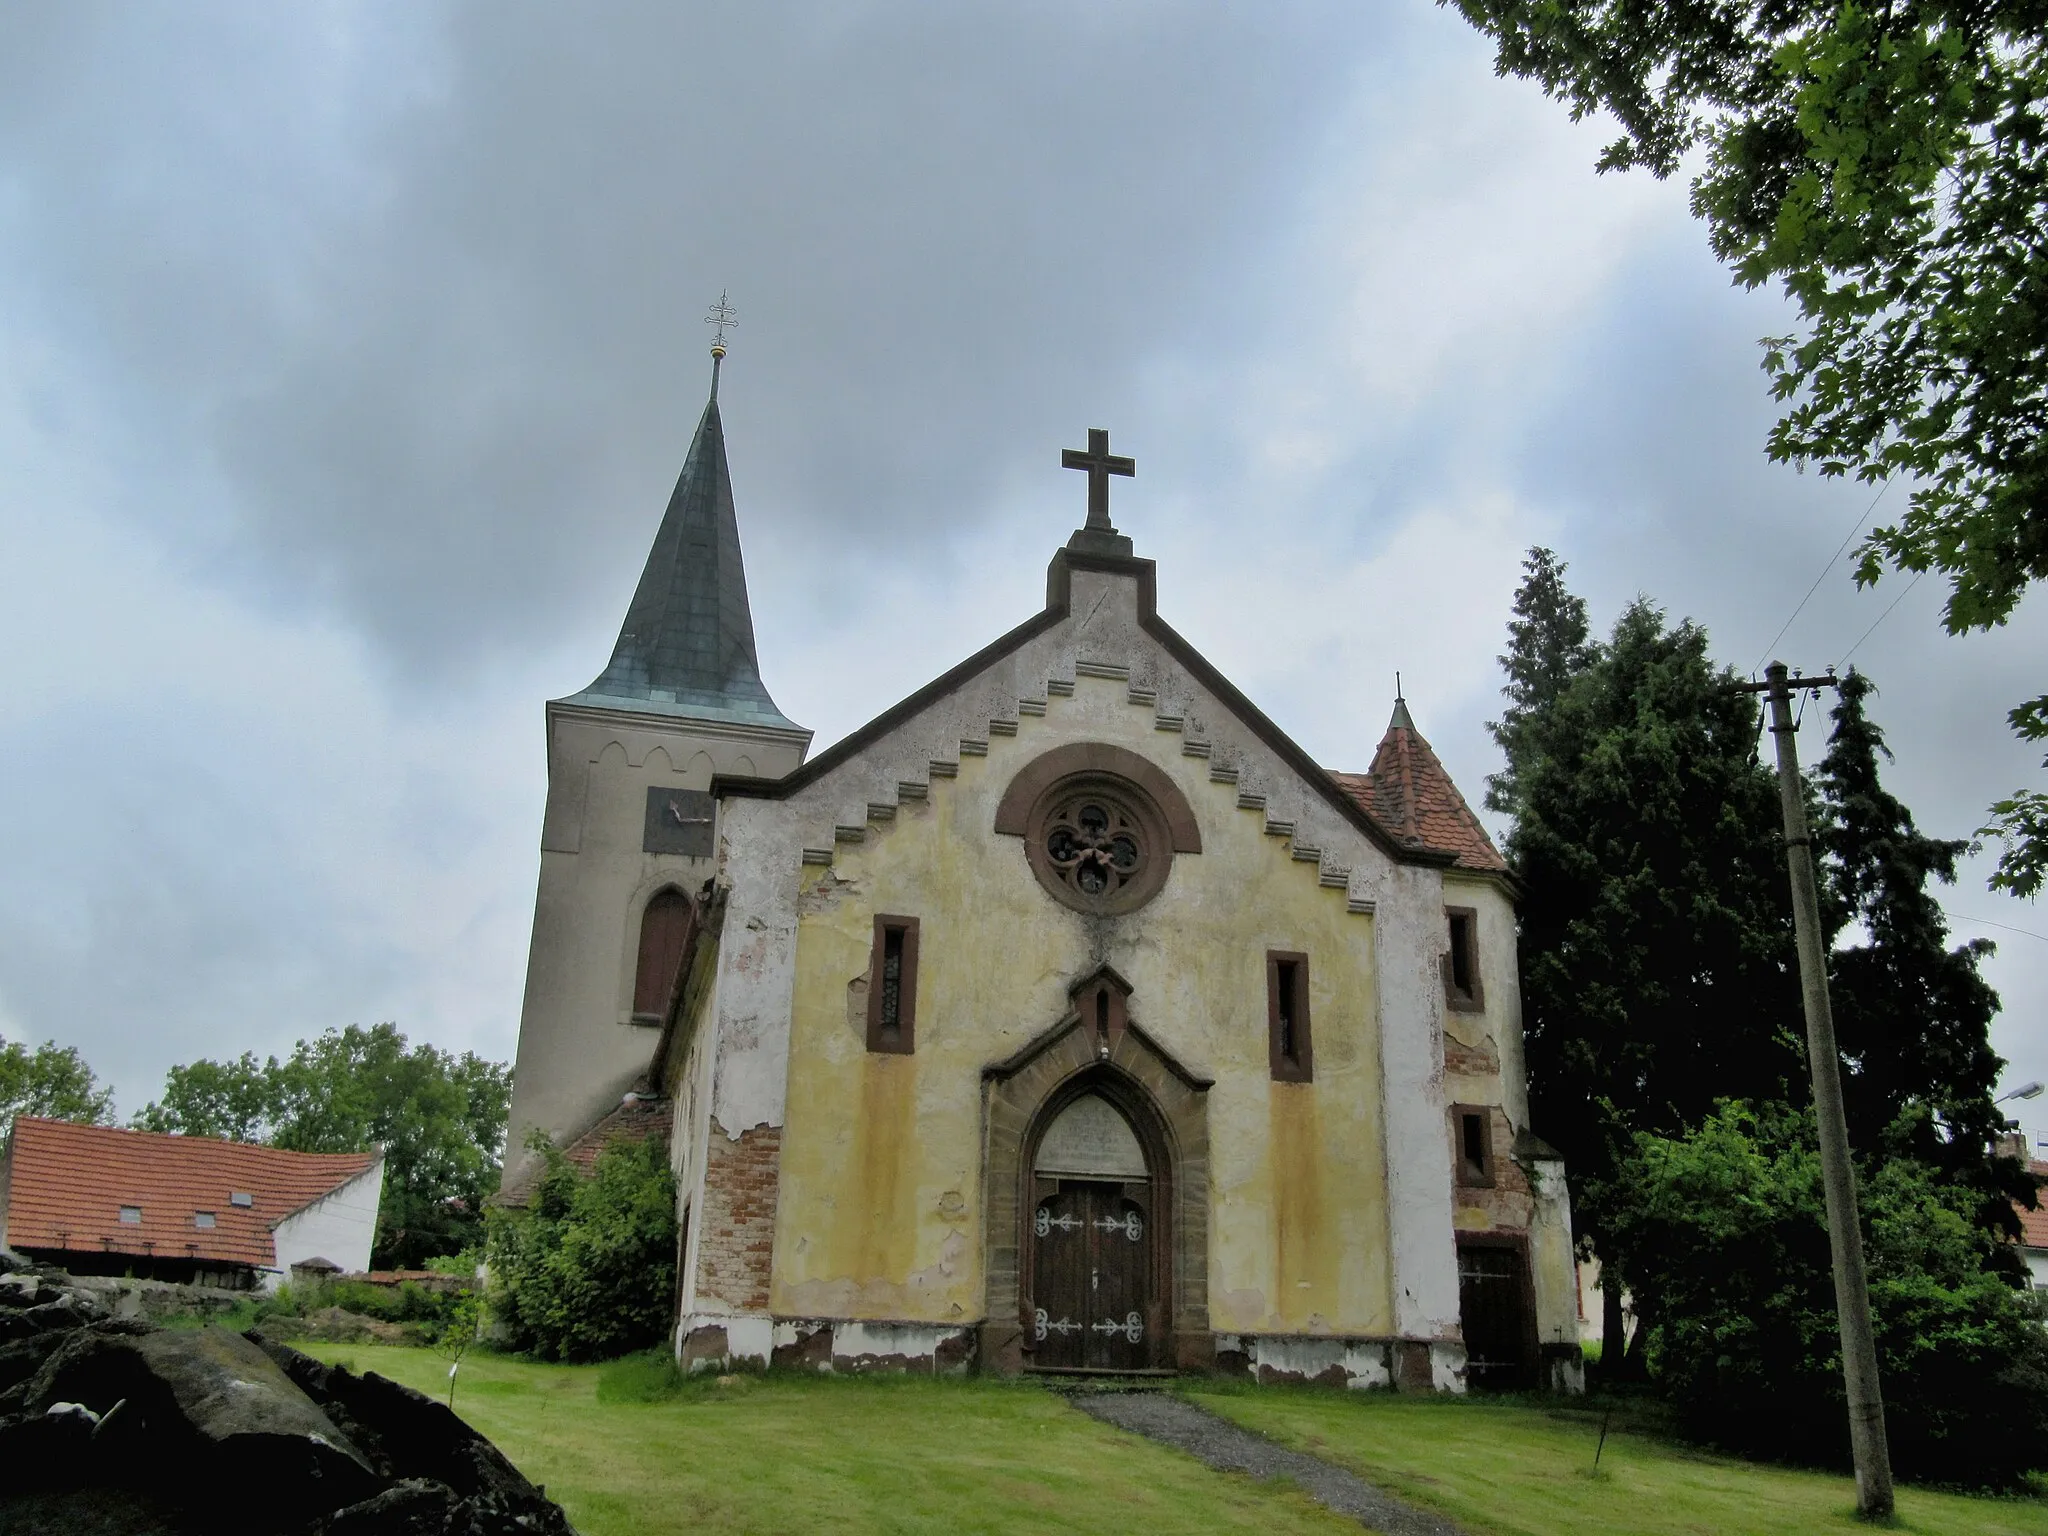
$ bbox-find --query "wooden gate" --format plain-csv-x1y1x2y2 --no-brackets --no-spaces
1029,1181,1150,1371
1457,1242,1533,1390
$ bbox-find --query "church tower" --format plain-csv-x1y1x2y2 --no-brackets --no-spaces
502,342,810,1183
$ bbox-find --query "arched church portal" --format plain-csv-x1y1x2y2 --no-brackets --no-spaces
1027,1089,1156,1370
980,973,1212,1374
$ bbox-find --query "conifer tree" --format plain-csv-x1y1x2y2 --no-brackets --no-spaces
1814,671,2032,1246
1485,547,1597,818
1510,598,1803,1369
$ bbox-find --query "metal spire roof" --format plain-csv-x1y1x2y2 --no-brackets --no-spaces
566,356,800,731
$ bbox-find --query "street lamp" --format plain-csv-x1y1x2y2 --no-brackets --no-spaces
1996,1082,2045,1105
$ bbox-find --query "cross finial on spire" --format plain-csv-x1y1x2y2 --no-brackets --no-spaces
704,291,737,397
704,291,738,356
1062,428,1135,532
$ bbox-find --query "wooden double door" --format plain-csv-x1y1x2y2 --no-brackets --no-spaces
1457,1242,1534,1390
1029,1179,1153,1371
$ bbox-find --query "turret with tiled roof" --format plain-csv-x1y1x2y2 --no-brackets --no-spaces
566,348,800,731
1329,689,1507,874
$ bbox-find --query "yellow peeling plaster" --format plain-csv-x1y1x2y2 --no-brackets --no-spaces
770,682,1393,1337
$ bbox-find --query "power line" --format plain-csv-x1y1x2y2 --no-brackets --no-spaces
1835,571,1926,669
1752,479,1892,677
1945,911,2048,945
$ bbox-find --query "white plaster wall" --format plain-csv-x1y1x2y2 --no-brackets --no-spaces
1525,1155,1580,1351
504,700,807,1188
2025,1247,2048,1292
269,1158,384,1292
1374,862,1462,1343
701,552,1484,1351
704,799,804,1139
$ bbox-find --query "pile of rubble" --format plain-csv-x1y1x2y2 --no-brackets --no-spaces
0,1250,576,1535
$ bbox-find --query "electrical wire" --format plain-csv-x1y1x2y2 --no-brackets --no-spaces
1944,911,2048,945
1752,479,1893,677
1835,571,1926,669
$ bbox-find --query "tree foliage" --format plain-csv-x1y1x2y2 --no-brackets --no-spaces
1510,592,1804,1298
1814,669,2031,1246
485,1132,677,1363
1486,546,1597,819
136,1023,512,1268
0,1034,114,1136
1601,1102,2048,1487
1446,0,2048,892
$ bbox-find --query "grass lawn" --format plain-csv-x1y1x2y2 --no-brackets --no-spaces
1188,1385,2048,1536
301,1343,1355,1535
298,1343,2048,1535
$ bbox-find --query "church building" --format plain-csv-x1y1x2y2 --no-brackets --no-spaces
503,341,1582,1391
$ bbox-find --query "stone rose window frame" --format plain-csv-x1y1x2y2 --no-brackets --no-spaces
994,743,1203,917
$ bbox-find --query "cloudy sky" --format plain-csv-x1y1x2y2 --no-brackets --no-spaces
3,2,2043,1135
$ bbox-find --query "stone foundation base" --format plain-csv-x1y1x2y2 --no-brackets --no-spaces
677,1315,973,1375
1540,1340,1586,1394
1213,1334,1468,1392
680,1317,1492,1392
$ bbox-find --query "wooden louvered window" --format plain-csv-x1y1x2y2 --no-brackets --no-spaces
632,888,694,1021
865,915,920,1055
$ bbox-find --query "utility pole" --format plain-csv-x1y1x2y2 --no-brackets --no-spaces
1729,661,1894,1519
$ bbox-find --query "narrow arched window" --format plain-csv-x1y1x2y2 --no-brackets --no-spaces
633,888,694,1021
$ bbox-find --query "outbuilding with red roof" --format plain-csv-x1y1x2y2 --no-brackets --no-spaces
0,1116,383,1292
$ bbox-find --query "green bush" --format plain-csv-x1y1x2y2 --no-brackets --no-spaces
485,1131,677,1362
1603,1103,2048,1487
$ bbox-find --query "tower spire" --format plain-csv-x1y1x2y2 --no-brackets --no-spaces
568,303,799,731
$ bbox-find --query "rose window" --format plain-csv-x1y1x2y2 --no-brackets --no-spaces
1024,775,1174,915
1043,797,1146,898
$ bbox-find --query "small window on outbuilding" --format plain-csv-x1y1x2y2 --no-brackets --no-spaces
1267,951,1313,1083
193,1211,216,1230
866,915,921,1055
632,887,695,1021
118,1205,142,1225
230,1191,254,1208
1452,1105,1494,1188
1444,907,1484,1012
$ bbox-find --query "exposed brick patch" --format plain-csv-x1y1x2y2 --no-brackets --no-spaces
1443,1036,1498,1077
695,1118,781,1313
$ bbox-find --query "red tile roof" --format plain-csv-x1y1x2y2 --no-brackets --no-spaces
495,1093,672,1209
1330,707,1507,875
2,1117,378,1272
2019,1161,2048,1250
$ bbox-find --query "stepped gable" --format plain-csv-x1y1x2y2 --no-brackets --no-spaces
1,1117,377,1270
1329,696,1507,875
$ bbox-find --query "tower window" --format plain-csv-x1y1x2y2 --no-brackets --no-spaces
866,915,921,1054
633,887,696,1021
1266,951,1313,1083
1444,907,1484,1012
1453,1105,1494,1187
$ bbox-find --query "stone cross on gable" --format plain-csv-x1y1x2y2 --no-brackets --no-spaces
1062,428,1134,532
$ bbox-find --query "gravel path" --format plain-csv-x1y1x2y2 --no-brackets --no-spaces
1071,1392,1467,1536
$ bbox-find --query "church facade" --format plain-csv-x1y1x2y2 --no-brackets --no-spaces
503,354,1581,1391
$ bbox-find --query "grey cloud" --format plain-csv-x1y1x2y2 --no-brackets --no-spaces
7,2,1385,685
